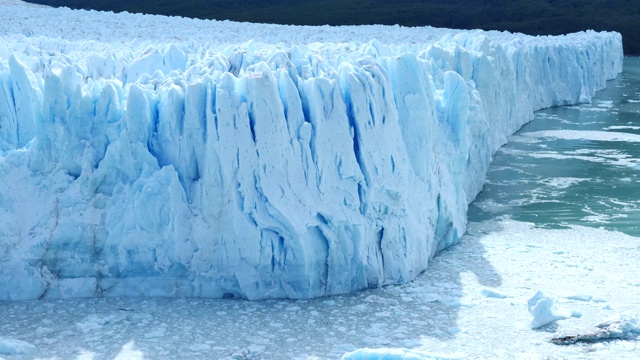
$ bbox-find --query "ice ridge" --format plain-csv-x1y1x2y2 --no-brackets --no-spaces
0,2,624,300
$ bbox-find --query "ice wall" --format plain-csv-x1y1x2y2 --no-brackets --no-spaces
0,2,623,300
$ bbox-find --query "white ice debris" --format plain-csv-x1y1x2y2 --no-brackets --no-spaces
595,312,640,336
528,291,571,329
340,348,463,360
480,288,510,299
552,312,640,344
1,219,640,358
563,294,593,301
0,338,36,355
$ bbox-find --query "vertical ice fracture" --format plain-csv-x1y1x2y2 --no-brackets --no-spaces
0,3,623,300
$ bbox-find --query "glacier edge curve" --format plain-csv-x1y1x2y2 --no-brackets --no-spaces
0,4,624,300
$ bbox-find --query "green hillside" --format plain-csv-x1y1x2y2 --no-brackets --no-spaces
24,0,640,55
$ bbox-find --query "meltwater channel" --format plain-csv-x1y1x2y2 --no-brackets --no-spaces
469,57,640,237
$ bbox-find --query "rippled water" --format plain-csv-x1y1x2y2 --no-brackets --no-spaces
469,57,640,237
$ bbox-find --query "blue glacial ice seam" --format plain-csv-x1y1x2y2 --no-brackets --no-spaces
0,15,624,300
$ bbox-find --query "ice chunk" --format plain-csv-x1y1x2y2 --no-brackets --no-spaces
0,338,35,355
341,348,463,360
595,312,640,334
552,312,640,344
528,291,570,329
563,294,593,301
480,288,510,299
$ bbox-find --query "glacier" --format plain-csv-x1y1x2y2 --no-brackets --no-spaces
0,1,623,301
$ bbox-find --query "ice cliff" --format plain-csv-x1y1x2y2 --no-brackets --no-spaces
0,1,623,300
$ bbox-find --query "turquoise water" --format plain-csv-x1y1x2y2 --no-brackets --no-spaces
469,57,640,237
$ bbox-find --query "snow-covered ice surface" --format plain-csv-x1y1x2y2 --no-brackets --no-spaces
1,219,639,359
0,0,624,301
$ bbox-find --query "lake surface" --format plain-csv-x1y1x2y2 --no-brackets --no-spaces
469,57,640,237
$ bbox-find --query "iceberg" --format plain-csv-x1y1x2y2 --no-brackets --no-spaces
0,1,623,300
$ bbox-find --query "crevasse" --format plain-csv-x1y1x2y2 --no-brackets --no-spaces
0,3,623,300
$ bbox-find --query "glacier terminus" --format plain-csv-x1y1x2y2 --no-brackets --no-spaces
0,1,624,301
